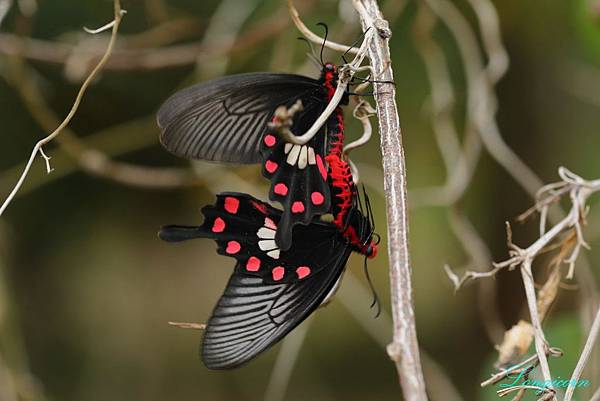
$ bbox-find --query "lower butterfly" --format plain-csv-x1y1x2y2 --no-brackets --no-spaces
159,189,377,369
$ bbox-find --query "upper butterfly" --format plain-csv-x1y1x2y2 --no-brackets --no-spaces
157,63,349,251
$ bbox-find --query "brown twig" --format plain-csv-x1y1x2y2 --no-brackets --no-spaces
0,11,288,72
0,0,126,217
168,322,206,330
353,1,428,400
564,306,600,401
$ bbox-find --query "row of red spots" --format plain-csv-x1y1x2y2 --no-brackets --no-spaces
274,183,288,196
246,256,261,272
271,266,312,281
212,217,225,233
224,197,239,214
291,201,304,214
311,192,324,206
226,241,241,254
264,134,276,147
265,160,278,174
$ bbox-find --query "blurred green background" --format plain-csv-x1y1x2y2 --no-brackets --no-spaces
1,0,600,400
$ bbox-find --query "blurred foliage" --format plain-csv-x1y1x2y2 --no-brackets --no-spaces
0,0,599,400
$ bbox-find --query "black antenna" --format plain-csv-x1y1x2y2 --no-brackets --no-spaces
362,186,375,231
350,75,396,86
364,256,381,318
342,27,369,64
316,22,329,66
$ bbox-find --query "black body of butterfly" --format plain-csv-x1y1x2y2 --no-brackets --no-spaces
159,183,378,369
157,64,349,252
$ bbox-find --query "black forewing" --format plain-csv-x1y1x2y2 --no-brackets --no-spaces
202,237,351,369
157,73,322,163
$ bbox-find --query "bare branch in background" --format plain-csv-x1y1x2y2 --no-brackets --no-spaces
194,0,261,79
144,0,169,24
564,306,600,401
167,322,206,330
0,0,12,27
592,385,600,401
263,320,312,401
288,0,359,54
338,274,464,401
0,0,126,217
0,10,291,74
353,1,428,400
448,168,600,399
423,0,541,197
411,0,504,344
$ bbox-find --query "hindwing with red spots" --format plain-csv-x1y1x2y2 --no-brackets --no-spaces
159,193,345,284
159,191,377,369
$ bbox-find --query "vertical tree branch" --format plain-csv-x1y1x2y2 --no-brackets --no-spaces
353,1,428,400
564,306,600,401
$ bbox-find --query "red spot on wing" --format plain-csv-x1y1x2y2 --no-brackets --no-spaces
264,134,276,147
226,241,241,254
316,155,328,180
246,256,261,272
264,217,277,230
291,201,305,213
311,192,325,205
265,160,278,174
250,200,268,215
272,266,285,281
274,183,288,196
224,197,239,214
211,218,225,233
296,266,311,279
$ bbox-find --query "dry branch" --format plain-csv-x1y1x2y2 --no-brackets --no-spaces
353,1,428,400
0,0,126,217
448,167,600,399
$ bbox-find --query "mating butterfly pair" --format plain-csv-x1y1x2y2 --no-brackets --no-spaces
158,61,378,369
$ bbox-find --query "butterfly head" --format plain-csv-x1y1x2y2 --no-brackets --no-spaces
324,62,337,73
364,239,379,259
320,62,339,85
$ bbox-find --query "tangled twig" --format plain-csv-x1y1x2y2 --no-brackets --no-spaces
0,0,126,217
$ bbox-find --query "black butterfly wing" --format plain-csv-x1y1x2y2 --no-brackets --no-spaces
159,192,353,369
260,100,333,251
157,73,322,163
160,192,342,283
202,248,350,369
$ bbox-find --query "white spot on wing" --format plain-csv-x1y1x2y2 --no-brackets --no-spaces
257,218,281,259
284,143,293,154
298,146,308,169
308,147,316,165
257,227,276,239
287,144,301,165
259,240,277,251
267,249,280,259
264,218,277,230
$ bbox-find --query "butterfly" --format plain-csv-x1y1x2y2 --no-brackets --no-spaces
159,186,378,369
157,63,350,252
